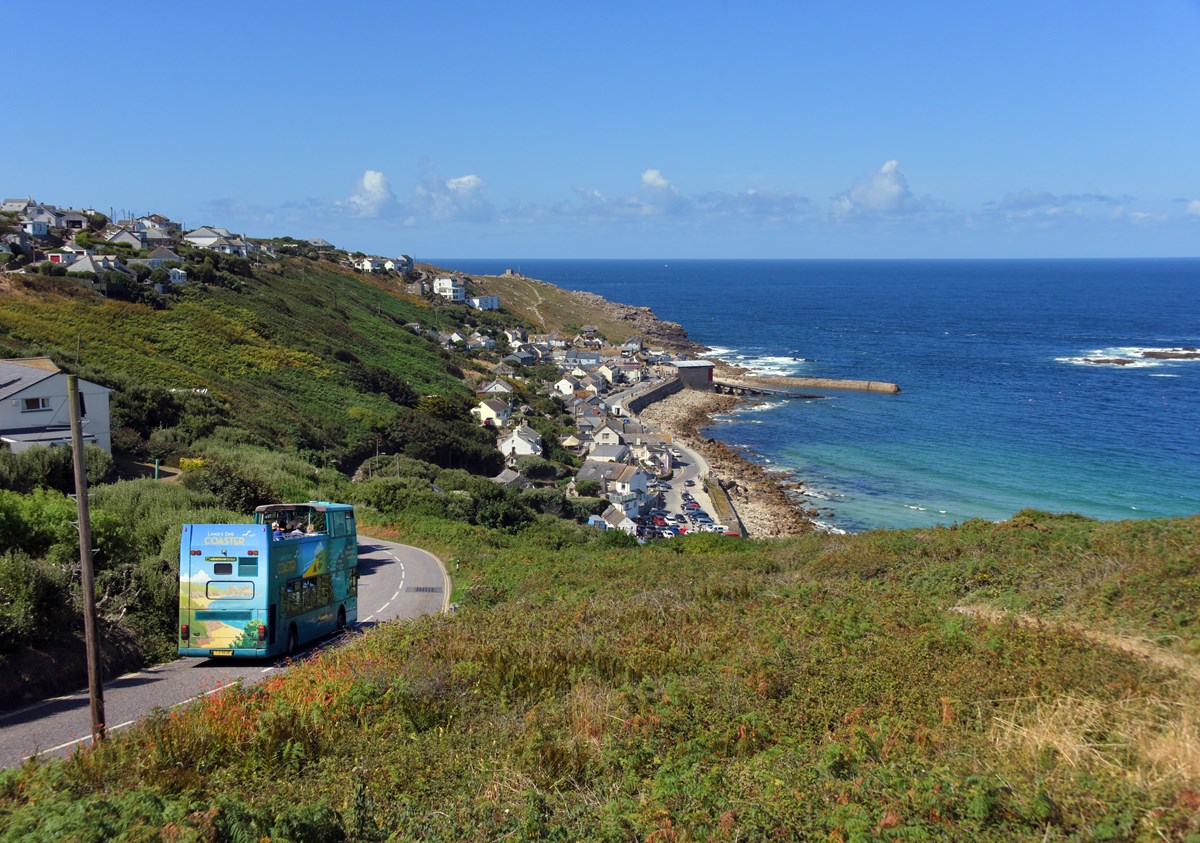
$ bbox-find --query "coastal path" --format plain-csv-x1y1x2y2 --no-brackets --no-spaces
0,537,447,769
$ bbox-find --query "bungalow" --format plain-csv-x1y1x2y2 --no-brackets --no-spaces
590,504,637,536
67,254,134,278
357,256,386,272
491,362,516,378
127,245,183,270
183,226,232,248
307,237,336,249
503,350,536,367
554,376,580,396
471,398,511,427
1,197,33,215
104,227,146,249
168,267,188,284
0,357,112,453
467,295,500,311
497,423,543,458
588,443,630,463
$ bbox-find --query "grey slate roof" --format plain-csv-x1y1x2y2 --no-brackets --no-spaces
0,358,58,401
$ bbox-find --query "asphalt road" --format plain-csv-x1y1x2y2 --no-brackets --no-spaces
0,536,447,768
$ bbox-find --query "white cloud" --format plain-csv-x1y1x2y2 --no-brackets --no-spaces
641,169,674,192
411,172,491,222
831,160,939,218
339,169,395,218
1187,199,1200,216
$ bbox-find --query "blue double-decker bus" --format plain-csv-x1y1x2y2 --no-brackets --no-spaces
178,502,359,658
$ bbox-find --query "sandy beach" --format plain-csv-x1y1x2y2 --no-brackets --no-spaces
637,381,817,539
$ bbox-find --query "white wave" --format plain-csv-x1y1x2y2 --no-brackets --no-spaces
1057,345,1200,369
1150,374,1180,378
1056,355,1161,369
813,521,848,535
700,346,737,358
735,400,787,413
741,355,810,377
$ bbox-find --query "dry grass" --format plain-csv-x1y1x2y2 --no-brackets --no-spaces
990,694,1200,788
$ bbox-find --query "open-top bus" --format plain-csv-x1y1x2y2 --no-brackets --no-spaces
178,501,359,658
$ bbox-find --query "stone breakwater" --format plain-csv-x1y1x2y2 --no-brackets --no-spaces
729,375,901,393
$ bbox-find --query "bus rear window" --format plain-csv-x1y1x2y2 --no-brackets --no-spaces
206,581,254,600
213,562,234,576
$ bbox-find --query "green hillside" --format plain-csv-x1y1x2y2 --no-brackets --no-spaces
0,256,501,465
1,511,1197,840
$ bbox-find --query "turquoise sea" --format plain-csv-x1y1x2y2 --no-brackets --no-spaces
447,259,1200,533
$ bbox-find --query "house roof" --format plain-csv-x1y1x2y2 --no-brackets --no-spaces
0,357,60,401
480,398,509,413
589,443,629,462
146,246,182,261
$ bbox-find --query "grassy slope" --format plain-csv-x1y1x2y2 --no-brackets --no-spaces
3,512,1197,841
0,259,480,448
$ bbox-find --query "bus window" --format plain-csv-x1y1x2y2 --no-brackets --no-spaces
213,562,234,576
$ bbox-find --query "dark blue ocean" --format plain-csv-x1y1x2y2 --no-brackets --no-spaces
447,259,1200,533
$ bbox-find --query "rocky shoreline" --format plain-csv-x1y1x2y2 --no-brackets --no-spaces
635,356,823,539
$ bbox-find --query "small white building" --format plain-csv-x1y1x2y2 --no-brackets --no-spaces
497,423,543,458
472,398,511,427
0,357,112,453
467,295,500,311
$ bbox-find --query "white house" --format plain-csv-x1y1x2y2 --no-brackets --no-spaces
433,276,466,303
357,256,386,272
168,267,188,284
497,423,543,458
467,295,500,311
0,357,112,453
554,376,580,396
183,226,232,248
472,398,511,427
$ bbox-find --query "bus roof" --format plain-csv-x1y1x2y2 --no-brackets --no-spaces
253,501,353,515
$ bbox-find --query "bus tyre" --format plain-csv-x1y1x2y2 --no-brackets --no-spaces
337,606,347,631
286,625,298,656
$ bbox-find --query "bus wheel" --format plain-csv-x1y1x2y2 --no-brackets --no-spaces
286,625,298,655
337,606,347,631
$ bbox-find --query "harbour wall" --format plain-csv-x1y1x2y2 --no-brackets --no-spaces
728,376,900,394
624,377,684,414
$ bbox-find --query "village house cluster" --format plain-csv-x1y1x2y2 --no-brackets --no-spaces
467,324,723,540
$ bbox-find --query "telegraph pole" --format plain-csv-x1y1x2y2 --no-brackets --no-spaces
68,375,105,744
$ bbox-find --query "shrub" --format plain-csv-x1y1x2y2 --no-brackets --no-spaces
0,549,74,649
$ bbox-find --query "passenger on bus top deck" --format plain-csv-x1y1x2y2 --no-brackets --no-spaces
286,522,305,538
272,522,283,540
305,523,317,535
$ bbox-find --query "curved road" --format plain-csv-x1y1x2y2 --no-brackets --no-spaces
0,537,446,768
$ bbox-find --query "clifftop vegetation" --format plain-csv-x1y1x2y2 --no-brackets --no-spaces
0,253,1198,839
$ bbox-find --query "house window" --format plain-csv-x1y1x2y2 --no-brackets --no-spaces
21,397,50,412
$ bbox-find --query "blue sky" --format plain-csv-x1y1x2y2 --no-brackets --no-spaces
5,1,1200,259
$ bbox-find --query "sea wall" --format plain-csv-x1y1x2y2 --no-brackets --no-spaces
624,377,684,414
731,376,901,394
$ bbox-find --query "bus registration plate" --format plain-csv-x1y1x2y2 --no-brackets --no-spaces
210,649,234,657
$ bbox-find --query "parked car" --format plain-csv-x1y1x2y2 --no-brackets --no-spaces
684,479,695,487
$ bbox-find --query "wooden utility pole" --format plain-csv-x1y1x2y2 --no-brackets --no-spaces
68,375,105,744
